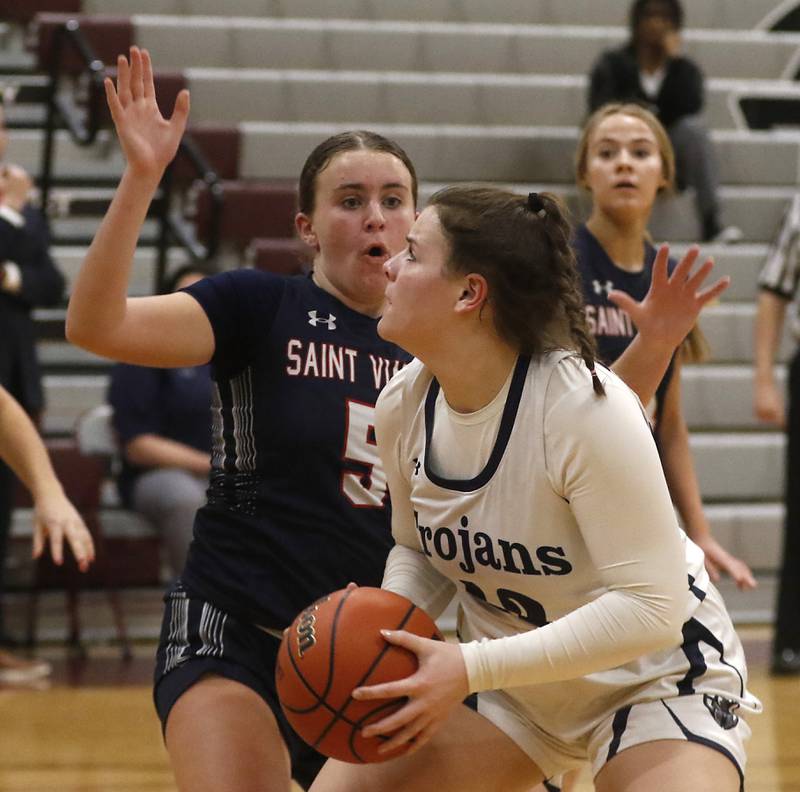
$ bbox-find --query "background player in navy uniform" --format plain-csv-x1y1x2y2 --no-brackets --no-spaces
573,102,755,591
309,186,759,792
66,48,733,792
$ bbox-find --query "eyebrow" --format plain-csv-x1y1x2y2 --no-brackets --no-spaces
595,137,657,145
333,182,410,192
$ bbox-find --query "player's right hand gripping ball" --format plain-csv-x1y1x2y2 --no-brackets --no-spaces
276,586,443,763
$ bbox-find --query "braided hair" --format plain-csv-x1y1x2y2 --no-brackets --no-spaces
429,185,605,396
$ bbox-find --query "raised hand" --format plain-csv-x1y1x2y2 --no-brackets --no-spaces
104,47,190,182
353,630,469,755
608,244,730,352
32,488,95,573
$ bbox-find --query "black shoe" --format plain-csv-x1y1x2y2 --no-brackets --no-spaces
771,648,800,675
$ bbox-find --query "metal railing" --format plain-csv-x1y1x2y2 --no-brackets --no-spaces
38,18,222,291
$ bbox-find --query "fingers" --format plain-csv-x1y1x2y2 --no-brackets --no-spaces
47,524,64,567
31,525,44,560
170,88,191,133
694,275,731,307
116,53,131,105
66,522,96,573
104,76,123,125
353,678,408,702
373,717,427,754
129,46,144,101
606,289,638,315
361,701,419,741
668,245,700,285
650,244,671,289
141,48,156,99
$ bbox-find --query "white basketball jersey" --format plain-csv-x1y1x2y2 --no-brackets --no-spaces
377,352,758,738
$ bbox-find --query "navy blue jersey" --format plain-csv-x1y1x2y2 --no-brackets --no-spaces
572,223,675,416
181,270,411,629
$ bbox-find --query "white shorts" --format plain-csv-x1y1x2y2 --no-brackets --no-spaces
473,584,760,787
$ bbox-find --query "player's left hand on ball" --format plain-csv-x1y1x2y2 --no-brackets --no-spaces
353,630,469,755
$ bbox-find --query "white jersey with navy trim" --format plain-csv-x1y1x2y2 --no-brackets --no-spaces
377,352,760,758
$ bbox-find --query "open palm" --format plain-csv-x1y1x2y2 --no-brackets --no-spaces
105,47,190,180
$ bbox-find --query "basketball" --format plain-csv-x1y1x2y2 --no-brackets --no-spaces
275,586,443,764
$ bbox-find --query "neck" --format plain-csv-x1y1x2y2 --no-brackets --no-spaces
636,43,667,73
424,333,519,414
585,211,649,273
311,267,384,318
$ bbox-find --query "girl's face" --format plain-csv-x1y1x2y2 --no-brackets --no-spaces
379,206,465,355
296,149,415,314
582,113,667,222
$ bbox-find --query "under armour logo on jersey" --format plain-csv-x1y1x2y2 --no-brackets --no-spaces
592,279,614,296
308,310,337,330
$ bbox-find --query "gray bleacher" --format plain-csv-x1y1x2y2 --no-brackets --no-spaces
7,0,798,619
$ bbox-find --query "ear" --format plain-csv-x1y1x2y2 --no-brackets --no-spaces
295,212,319,251
454,273,489,315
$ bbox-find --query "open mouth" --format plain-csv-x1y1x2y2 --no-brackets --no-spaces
614,181,637,189
363,244,388,260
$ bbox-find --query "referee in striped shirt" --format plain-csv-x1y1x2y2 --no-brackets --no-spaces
754,195,800,675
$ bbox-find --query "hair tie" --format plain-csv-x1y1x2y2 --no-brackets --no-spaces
527,192,547,219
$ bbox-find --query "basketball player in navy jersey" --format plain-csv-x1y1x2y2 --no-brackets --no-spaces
310,187,759,792
573,103,755,592
66,48,733,792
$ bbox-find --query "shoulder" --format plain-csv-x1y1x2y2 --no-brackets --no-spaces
375,359,429,436
376,358,427,412
598,45,636,67
669,55,703,76
542,353,643,426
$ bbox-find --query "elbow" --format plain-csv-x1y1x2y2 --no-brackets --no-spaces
64,309,88,349
65,308,103,355
648,593,686,651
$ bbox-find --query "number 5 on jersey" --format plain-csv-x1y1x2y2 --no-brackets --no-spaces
342,400,387,508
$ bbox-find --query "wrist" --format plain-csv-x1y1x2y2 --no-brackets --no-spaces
122,164,163,193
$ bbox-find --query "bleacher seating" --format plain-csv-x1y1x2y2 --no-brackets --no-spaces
1,0,799,626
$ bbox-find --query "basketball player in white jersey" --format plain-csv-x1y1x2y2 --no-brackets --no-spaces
309,186,760,792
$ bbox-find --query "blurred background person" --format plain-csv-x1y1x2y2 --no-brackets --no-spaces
587,0,741,244
753,194,800,675
0,102,65,655
108,265,213,580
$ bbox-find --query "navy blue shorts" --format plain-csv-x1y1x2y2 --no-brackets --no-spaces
153,580,326,790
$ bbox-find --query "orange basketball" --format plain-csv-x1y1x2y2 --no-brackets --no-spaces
275,586,443,764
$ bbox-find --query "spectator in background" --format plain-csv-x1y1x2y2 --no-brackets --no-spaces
108,265,212,579
753,195,800,675
0,103,66,651
587,0,741,244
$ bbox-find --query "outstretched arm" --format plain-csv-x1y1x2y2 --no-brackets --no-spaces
609,245,729,406
0,387,94,570
658,356,756,590
65,47,213,368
